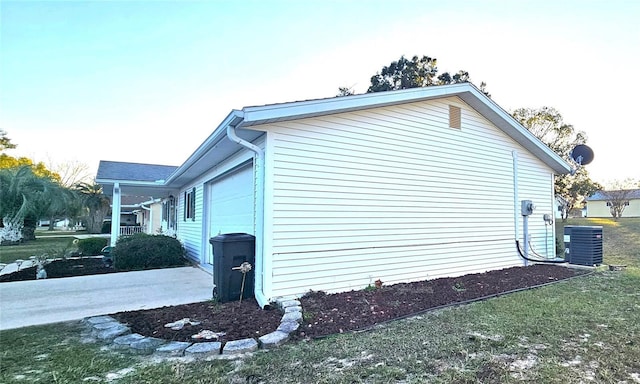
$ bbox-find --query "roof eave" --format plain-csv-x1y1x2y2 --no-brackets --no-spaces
164,110,245,186
241,83,471,125
240,83,572,175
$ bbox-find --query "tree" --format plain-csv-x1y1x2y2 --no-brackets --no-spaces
0,154,61,182
512,107,587,159
44,159,91,231
0,133,76,239
600,179,638,219
513,107,601,220
555,168,602,220
49,159,92,188
0,166,67,242
75,182,110,234
0,129,16,152
348,55,488,95
367,55,439,92
337,86,355,97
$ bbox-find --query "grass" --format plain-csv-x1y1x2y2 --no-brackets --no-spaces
0,236,76,264
0,322,140,383
1,270,638,383
1,218,638,383
557,217,640,267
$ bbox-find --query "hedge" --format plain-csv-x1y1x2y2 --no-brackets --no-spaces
112,233,186,270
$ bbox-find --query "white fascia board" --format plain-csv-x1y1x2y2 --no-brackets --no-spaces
240,83,571,174
95,178,167,186
459,87,572,174
164,110,244,185
241,83,471,125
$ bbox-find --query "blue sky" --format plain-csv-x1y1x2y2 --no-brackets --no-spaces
2,0,639,184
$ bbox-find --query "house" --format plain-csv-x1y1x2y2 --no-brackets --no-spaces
101,195,165,235
97,162,178,237
96,83,572,307
131,198,163,235
586,189,640,218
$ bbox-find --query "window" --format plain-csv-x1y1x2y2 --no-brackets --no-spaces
607,201,630,206
184,188,196,221
449,105,461,129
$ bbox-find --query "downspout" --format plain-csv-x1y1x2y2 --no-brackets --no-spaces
227,123,269,308
110,182,121,247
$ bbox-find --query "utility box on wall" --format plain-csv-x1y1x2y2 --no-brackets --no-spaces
563,226,603,266
209,233,256,303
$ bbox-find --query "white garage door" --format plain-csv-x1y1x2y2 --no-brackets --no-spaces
206,165,255,264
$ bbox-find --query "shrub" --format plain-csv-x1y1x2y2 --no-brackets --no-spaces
112,233,186,271
77,237,108,256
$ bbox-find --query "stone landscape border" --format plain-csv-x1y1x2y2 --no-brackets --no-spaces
82,298,303,358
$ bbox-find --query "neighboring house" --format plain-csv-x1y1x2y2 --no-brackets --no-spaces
103,195,163,235
586,189,640,218
132,198,163,235
96,83,572,307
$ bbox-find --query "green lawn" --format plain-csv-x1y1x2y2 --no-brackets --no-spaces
0,236,77,264
1,219,638,383
557,217,640,268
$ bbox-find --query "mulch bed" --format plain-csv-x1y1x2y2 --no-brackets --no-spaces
112,299,283,343
0,258,116,283
110,264,587,342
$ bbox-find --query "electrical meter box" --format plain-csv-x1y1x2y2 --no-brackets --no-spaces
563,226,603,266
521,200,535,216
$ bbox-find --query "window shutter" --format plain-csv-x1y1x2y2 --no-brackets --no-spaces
183,191,187,221
191,187,196,221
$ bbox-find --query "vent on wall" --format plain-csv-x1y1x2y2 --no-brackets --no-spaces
449,105,461,129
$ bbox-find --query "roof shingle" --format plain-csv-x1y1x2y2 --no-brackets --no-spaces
96,161,178,182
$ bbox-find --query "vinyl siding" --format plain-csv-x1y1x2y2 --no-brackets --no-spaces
177,185,204,263
588,199,640,218
514,147,557,259
260,96,557,298
177,136,265,264
587,201,611,217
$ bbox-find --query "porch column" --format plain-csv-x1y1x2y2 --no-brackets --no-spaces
110,182,121,246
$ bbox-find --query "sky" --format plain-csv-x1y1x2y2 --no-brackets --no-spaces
1,0,639,186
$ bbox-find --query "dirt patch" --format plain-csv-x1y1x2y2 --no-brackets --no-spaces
111,264,586,342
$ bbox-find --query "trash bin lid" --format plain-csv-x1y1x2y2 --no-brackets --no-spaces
209,233,255,243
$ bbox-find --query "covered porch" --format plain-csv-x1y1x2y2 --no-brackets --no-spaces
96,161,179,246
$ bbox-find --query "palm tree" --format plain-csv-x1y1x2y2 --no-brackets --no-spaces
0,166,65,242
75,182,110,234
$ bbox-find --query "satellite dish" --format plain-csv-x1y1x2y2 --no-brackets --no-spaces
571,144,594,165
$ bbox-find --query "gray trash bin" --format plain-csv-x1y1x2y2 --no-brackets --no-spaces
209,233,255,303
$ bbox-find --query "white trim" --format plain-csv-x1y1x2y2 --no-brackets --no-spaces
165,111,244,185
110,182,121,246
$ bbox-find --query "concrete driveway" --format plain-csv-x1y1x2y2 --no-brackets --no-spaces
0,267,213,330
